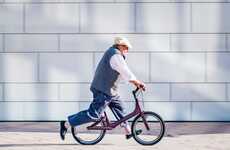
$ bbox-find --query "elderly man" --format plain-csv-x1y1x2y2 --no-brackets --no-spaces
60,37,145,140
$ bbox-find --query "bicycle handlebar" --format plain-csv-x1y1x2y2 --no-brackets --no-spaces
133,87,140,94
132,87,142,100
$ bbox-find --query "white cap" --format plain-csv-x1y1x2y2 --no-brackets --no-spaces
114,37,132,49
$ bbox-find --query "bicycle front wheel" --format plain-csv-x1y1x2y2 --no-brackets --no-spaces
71,121,106,145
131,111,165,145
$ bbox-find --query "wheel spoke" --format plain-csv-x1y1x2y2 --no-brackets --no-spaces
132,112,165,145
71,122,106,145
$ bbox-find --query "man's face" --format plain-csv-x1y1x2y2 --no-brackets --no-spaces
118,45,129,55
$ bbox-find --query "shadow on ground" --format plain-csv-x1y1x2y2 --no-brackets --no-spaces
0,143,115,147
0,122,230,137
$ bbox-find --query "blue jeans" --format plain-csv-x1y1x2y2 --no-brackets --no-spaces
68,88,126,127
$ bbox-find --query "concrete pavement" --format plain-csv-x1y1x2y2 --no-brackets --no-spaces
0,122,230,150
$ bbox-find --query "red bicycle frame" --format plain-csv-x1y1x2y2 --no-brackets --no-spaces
87,88,150,130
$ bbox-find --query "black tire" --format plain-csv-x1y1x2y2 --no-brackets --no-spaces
131,111,165,145
71,121,106,145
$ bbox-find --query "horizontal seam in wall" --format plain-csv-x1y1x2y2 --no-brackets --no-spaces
0,82,91,84
0,2,230,4
1,51,230,53
0,100,229,102
1,82,88,84
0,121,229,122
1,82,230,84
1,33,230,35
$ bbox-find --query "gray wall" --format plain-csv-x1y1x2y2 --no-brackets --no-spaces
0,0,230,121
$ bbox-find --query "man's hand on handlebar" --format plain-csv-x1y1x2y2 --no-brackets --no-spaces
129,80,146,91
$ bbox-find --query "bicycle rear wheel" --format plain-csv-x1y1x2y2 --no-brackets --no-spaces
71,121,106,145
131,111,165,145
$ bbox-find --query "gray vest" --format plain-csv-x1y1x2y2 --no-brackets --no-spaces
90,46,124,96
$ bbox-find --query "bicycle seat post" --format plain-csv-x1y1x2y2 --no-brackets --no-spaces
103,112,109,125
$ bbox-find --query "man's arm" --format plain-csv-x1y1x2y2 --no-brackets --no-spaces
129,80,145,91
110,54,145,90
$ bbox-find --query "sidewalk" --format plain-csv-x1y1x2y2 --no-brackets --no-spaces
0,122,230,150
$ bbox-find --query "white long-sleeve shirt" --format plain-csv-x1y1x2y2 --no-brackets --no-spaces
110,54,137,82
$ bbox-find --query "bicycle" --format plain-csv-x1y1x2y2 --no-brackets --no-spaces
71,87,165,145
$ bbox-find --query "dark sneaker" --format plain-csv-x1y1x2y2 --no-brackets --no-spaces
126,129,142,140
60,121,68,140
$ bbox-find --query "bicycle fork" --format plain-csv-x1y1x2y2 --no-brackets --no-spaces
140,112,150,131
